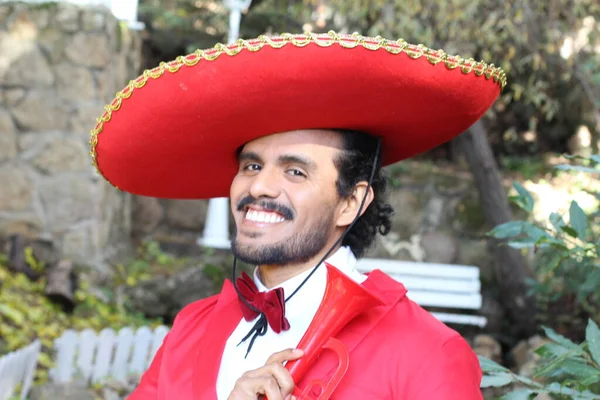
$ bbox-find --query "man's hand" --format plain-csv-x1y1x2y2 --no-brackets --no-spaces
228,348,304,400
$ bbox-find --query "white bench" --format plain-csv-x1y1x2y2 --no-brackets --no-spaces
356,258,487,327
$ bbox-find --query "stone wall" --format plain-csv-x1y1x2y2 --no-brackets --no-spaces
0,2,142,271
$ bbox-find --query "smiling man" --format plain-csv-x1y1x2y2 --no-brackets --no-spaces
91,32,506,399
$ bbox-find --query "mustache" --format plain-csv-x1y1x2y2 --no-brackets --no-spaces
236,196,295,220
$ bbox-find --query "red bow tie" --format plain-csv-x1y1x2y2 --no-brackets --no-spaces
236,272,291,334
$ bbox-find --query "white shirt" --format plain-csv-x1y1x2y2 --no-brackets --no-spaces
215,246,366,399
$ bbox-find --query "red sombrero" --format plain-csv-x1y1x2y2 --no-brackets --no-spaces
90,31,506,199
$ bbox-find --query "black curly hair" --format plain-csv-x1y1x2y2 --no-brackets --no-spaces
333,129,395,259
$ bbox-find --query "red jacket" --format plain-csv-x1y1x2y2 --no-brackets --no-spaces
128,269,483,399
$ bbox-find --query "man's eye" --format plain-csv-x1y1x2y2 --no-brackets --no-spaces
243,164,261,171
287,169,306,177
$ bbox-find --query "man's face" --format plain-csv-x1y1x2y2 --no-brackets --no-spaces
230,129,345,266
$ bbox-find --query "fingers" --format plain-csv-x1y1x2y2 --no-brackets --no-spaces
229,374,284,400
228,349,304,400
265,348,304,365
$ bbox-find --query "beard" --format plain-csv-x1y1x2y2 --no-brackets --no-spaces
231,211,335,266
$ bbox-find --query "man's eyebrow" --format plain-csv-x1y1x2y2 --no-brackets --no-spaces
277,154,317,171
238,151,262,163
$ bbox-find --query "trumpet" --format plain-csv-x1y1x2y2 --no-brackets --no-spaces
284,263,383,399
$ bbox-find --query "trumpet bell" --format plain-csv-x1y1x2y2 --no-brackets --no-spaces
286,263,384,399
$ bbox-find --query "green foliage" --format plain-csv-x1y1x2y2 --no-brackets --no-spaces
0,242,169,384
484,154,600,397
480,319,600,399
489,155,600,326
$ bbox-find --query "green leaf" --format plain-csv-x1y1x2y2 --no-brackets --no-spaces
535,343,570,358
480,373,514,387
586,319,600,366
555,164,600,173
549,212,566,230
590,155,600,164
512,181,534,212
561,225,580,238
0,304,25,325
489,221,526,239
507,239,537,249
559,360,600,380
499,389,537,400
569,201,587,240
543,326,582,351
478,355,509,373
580,373,600,386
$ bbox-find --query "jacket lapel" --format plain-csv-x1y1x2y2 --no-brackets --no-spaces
296,269,407,394
192,279,242,399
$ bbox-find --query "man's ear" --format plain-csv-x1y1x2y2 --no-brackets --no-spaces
336,181,374,228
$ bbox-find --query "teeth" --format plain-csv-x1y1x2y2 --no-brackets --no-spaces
245,210,285,223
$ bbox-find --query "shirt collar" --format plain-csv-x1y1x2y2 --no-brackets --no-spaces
252,246,362,293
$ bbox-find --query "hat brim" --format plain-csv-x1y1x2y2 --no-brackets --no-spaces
91,32,505,199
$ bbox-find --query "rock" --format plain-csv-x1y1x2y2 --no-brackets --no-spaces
55,4,81,32
511,339,529,369
1,46,55,87
30,381,95,400
371,232,425,260
472,334,502,363
165,199,209,231
420,195,447,231
126,265,217,320
132,196,164,236
385,189,423,235
29,7,51,30
65,32,110,68
33,138,88,173
39,175,94,230
420,231,460,264
70,102,104,134
457,238,493,279
54,63,96,100
101,387,121,400
0,167,33,211
102,376,140,399
12,90,69,132
18,132,48,157
62,227,91,262
0,109,17,162
0,13,37,79
82,9,106,31
4,88,27,107
511,335,552,378
39,28,69,63
0,215,43,237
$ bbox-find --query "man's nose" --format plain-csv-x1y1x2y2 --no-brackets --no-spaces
248,167,281,199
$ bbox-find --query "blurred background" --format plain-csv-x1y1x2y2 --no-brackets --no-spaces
0,0,599,399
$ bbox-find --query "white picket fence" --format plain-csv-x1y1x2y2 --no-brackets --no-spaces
0,340,41,400
50,326,169,384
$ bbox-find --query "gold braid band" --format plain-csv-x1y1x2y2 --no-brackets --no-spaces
89,30,507,181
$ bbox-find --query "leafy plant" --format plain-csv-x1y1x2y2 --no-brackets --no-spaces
489,155,600,328
483,154,600,398
0,241,172,384
480,319,600,399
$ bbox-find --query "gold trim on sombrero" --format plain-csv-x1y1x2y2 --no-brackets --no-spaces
89,30,507,188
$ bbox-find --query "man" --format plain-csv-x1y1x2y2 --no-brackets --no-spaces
90,32,506,399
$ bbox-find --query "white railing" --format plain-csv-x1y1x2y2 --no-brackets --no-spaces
0,0,144,30
50,326,169,384
0,340,41,400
